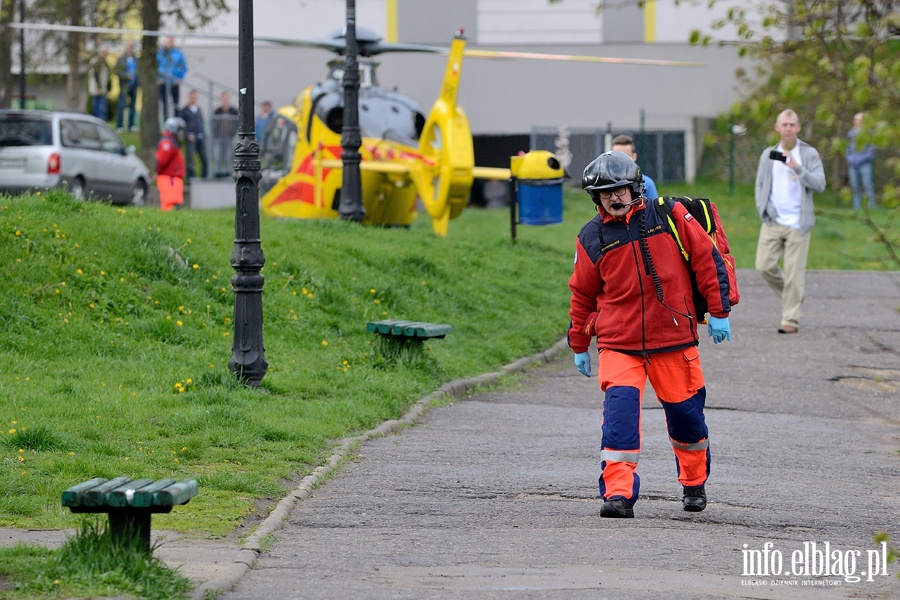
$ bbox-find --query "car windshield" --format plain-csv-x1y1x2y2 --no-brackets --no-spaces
0,118,53,147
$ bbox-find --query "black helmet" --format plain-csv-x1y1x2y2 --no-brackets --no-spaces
582,150,644,204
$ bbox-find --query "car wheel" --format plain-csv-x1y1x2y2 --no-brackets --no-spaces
131,179,148,206
69,177,85,201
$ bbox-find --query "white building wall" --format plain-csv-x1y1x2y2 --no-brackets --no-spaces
476,0,602,44
172,0,764,138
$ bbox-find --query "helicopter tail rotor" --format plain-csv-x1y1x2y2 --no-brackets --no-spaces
410,33,474,236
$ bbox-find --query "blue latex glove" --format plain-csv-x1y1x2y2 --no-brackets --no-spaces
574,351,592,377
707,316,731,344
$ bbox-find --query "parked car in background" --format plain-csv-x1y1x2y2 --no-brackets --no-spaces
0,110,150,205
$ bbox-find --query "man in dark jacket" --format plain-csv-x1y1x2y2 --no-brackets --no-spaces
114,41,139,132
212,91,239,178
178,89,208,181
568,151,732,519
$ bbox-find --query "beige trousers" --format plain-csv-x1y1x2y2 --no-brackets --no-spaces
755,222,811,328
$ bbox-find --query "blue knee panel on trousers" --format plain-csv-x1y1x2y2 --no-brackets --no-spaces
660,387,708,443
602,385,641,450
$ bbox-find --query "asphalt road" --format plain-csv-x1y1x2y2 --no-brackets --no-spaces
3,270,899,599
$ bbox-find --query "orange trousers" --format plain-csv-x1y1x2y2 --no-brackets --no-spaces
157,174,184,211
596,347,710,505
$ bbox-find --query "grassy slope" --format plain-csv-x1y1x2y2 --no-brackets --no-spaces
0,182,894,539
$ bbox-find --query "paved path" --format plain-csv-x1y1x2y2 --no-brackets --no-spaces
4,270,899,599
219,270,900,599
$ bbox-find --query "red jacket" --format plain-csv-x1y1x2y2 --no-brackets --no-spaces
156,132,186,179
568,200,730,355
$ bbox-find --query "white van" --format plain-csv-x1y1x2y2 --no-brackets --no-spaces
0,109,150,205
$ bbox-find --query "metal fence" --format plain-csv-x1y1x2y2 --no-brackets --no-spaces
531,126,686,185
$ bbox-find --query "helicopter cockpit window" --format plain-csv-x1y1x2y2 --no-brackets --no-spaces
260,116,298,172
325,107,343,134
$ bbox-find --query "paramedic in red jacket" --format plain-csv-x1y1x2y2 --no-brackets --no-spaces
156,117,187,211
568,151,732,519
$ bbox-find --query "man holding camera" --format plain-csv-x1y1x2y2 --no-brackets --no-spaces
755,109,826,334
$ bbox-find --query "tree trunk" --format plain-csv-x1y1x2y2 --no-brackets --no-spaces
0,0,14,108
65,0,84,110
139,1,160,166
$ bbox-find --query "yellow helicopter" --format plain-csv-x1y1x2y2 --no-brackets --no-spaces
258,27,508,237
7,22,701,236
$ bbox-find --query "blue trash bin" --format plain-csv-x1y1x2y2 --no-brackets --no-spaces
511,150,565,226
517,179,564,225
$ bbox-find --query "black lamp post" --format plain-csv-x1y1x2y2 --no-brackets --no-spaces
227,0,268,386
337,0,364,221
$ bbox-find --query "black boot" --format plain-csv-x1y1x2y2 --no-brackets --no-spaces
682,485,707,512
600,497,634,518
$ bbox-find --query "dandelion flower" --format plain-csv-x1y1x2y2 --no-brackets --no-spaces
192,264,199,269
322,340,328,347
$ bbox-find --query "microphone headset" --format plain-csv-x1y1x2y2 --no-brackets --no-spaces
610,196,644,211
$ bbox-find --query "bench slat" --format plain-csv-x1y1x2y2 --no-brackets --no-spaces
366,320,452,339
107,478,158,507
62,477,109,507
79,476,131,507
153,479,199,507
130,478,177,508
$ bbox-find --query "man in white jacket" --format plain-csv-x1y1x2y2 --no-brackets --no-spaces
754,109,826,334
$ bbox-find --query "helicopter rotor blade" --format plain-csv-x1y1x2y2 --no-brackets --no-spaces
6,22,702,66
4,22,353,52
461,49,703,68
4,22,442,56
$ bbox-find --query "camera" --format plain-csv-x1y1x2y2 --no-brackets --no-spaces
769,150,787,162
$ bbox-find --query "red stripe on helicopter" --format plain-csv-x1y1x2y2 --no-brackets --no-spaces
268,145,343,207
366,144,434,166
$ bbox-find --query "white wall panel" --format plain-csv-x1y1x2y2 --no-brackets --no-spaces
477,0,600,45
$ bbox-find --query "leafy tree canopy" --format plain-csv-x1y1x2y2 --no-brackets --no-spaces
688,0,900,206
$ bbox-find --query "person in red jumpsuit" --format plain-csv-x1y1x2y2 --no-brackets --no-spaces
568,151,733,518
156,117,187,211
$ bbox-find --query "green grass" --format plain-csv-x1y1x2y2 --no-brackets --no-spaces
0,518,191,600
0,181,896,598
660,180,899,270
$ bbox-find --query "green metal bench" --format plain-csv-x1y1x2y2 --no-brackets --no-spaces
366,319,452,340
62,477,199,553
